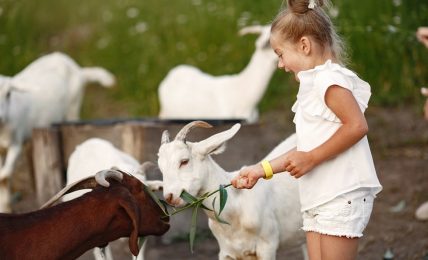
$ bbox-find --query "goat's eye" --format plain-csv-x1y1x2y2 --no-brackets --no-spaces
179,159,189,168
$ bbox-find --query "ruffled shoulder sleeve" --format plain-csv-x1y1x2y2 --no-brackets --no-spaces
314,69,353,101
295,60,371,123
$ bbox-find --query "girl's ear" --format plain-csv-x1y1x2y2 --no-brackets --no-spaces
299,36,311,55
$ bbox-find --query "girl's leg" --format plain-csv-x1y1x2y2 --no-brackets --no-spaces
306,231,321,260
320,234,359,260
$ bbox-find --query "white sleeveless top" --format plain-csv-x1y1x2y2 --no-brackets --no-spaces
292,60,382,212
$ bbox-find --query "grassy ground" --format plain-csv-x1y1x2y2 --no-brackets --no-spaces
0,0,427,118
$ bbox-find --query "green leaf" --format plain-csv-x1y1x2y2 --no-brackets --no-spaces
189,202,201,253
212,197,230,225
160,199,170,212
180,190,198,204
199,203,213,211
144,185,169,216
219,184,228,215
198,191,213,211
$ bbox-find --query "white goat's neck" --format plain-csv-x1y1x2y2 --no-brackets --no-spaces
238,50,277,104
198,156,237,219
200,156,231,195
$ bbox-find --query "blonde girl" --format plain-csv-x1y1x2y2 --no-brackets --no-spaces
231,1,382,259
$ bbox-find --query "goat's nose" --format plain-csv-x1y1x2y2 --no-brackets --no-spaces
165,193,173,205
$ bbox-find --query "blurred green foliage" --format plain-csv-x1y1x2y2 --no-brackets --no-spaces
0,0,427,118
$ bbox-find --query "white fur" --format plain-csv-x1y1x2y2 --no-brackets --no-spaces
415,201,428,220
64,138,147,200
158,123,304,259
64,138,162,260
158,25,277,123
0,52,115,212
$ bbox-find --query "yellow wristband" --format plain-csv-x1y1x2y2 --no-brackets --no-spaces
261,160,273,180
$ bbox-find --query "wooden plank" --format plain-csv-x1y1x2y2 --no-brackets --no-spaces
32,127,63,206
60,123,123,167
121,123,144,161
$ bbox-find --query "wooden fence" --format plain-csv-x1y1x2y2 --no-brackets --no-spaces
31,119,276,206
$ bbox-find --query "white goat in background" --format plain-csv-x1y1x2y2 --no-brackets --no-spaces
158,25,277,123
65,138,163,260
0,52,115,212
157,121,305,259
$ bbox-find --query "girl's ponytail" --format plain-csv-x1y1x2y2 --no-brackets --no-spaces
286,0,326,14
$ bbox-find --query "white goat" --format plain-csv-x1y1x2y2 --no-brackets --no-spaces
0,52,115,212
158,25,277,123
157,121,304,259
64,138,163,260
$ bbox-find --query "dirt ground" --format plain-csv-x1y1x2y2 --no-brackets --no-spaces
9,104,428,260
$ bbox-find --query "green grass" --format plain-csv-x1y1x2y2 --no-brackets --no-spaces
0,0,427,118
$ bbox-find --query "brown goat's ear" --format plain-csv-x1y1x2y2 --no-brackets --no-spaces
118,196,141,256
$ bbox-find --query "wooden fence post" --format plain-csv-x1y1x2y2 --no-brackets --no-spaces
32,127,64,206
121,123,144,161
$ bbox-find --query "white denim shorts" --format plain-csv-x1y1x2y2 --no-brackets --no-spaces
302,188,375,238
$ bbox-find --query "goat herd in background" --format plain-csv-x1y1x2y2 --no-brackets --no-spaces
0,23,426,259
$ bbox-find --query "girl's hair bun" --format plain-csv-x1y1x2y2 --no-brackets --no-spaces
287,0,325,14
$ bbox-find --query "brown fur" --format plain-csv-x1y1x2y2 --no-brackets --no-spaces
0,174,169,260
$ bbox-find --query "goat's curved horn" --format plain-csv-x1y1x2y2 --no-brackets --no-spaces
96,169,123,187
40,176,99,209
161,130,170,144
174,121,213,142
41,169,124,209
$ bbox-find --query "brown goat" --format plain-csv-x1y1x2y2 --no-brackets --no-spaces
0,170,170,260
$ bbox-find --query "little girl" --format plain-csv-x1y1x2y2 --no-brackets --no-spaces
231,0,382,259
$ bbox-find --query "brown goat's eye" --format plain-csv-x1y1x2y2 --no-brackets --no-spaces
179,159,189,168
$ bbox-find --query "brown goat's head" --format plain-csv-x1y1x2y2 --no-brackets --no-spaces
116,172,170,254
42,169,170,256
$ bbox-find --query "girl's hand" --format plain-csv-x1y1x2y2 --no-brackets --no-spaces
231,164,265,189
284,150,317,178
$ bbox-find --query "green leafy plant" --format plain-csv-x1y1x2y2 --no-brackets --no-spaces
144,183,232,253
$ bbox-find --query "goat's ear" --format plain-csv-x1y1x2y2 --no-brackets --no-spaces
118,195,141,256
161,130,170,144
238,25,264,35
193,123,241,156
255,26,272,49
